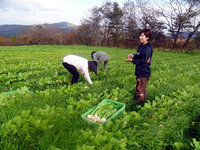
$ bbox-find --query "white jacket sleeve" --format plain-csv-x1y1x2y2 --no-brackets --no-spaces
82,67,93,85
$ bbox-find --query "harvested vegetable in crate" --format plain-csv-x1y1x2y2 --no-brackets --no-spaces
81,99,125,125
87,101,118,124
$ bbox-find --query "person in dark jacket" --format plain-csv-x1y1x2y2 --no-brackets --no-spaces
124,29,153,105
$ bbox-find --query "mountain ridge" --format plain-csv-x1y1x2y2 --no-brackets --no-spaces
0,22,77,37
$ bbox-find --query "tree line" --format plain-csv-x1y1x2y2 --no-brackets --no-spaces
0,0,200,50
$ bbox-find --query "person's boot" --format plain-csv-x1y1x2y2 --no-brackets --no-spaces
134,94,146,106
135,100,145,106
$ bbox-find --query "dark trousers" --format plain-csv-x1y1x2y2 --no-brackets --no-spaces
104,60,108,69
63,62,79,85
135,77,149,102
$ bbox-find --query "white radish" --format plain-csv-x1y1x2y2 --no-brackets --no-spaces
94,114,98,119
100,118,106,123
96,117,101,123
87,115,92,119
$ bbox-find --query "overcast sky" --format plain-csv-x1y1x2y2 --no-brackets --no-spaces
0,0,126,26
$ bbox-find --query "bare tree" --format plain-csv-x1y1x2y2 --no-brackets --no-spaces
62,32,76,45
75,23,93,45
154,0,200,48
103,2,124,46
28,25,64,45
88,7,103,46
122,0,140,48
100,1,113,46
28,25,50,44
194,31,200,48
0,36,12,46
77,5,107,46
182,21,200,48
47,26,64,45
74,0,199,49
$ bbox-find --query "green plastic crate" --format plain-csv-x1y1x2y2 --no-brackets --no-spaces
81,99,125,125
1,90,32,96
2,90,17,96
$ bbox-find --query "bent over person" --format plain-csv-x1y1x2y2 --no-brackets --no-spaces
124,29,153,105
91,51,109,70
62,55,97,85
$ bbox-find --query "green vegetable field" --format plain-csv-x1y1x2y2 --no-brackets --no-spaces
0,45,200,149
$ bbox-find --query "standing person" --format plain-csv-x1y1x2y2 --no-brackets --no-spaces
124,29,153,105
91,51,109,70
62,55,97,85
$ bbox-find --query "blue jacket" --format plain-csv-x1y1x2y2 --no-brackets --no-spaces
132,43,153,78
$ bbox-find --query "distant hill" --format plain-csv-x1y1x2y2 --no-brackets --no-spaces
0,22,77,37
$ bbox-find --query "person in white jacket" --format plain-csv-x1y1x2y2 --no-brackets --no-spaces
62,55,97,85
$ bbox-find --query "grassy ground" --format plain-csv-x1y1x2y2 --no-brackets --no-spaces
0,45,200,149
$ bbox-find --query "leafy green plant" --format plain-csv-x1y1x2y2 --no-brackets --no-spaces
191,138,200,150
0,45,200,149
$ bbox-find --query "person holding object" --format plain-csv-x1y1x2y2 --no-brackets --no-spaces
62,55,97,85
91,51,109,70
124,29,153,105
